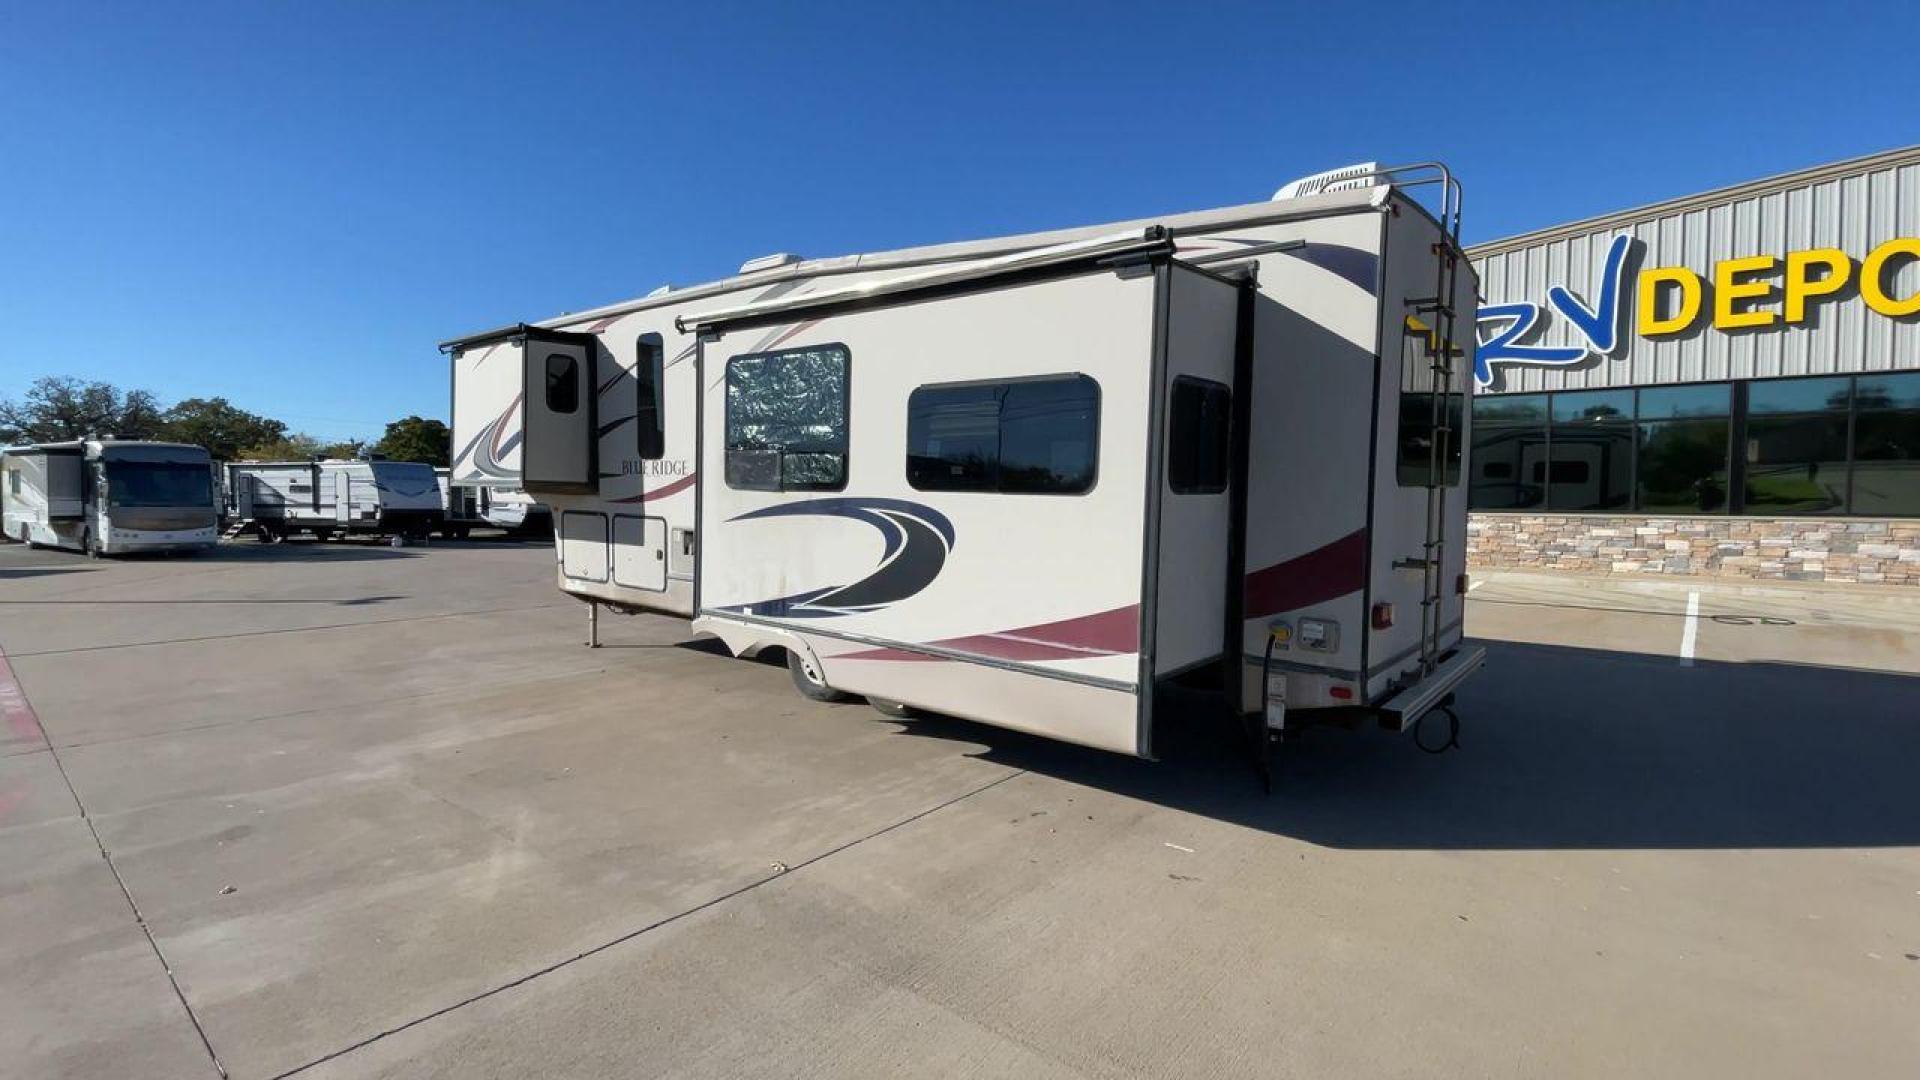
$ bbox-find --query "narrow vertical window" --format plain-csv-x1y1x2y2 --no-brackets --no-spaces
636,334,664,460
1168,376,1231,494
545,353,580,414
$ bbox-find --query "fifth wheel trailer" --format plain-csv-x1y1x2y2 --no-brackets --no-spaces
2,440,218,556
443,165,1484,759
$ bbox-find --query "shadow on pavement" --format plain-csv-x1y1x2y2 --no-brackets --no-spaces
878,638,1920,851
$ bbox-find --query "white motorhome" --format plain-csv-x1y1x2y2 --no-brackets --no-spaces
226,458,443,543
444,166,1482,760
2,439,218,556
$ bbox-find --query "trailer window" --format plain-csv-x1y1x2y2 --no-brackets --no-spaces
545,353,580,415
908,374,1098,495
725,345,849,492
1168,376,1230,494
636,333,664,460
1396,392,1463,487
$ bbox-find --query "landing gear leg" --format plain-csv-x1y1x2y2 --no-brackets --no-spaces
586,600,599,649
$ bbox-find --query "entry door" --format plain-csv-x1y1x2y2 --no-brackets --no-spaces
520,331,598,493
1151,268,1243,677
333,471,352,524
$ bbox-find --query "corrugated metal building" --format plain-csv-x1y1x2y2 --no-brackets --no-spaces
1465,145,1920,584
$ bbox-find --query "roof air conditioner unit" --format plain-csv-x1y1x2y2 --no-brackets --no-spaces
738,252,802,274
1272,162,1380,201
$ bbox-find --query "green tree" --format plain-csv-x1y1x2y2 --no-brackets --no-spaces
0,376,165,443
236,433,325,461
371,415,450,466
318,438,367,459
159,397,287,461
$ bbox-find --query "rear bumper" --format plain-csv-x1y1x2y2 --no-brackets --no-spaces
1373,646,1485,732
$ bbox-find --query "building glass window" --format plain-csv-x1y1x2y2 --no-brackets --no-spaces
1637,419,1730,513
1635,383,1730,513
635,333,665,460
908,375,1098,495
1742,376,1850,514
1469,394,1546,509
1637,383,1730,419
725,345,849,492
1851,372,1920,516
1548,389,1633,511
1470,373,1920,519
1168,376,1230,494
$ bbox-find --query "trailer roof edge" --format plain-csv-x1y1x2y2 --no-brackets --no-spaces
678,227,1176,334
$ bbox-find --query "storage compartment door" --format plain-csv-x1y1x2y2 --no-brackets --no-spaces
46,454,84,519
521,334,598,493
612,514,667,591
559,510,609,582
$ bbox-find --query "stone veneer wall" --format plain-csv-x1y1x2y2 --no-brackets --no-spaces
1467,514,1920,585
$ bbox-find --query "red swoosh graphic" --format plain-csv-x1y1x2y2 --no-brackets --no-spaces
1242,528,1368,618
836,528,1368,665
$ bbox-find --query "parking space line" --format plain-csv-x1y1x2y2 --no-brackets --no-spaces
1679,590,1700,667
2,642,229,1077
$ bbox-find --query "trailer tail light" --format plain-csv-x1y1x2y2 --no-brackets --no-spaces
1371,602,1394,629
1457,573,1470,595
1330,686,1354,701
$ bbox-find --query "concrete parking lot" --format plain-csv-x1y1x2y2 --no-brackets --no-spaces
2,538,1916,1079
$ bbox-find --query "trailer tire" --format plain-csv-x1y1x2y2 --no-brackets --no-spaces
787,650,853,703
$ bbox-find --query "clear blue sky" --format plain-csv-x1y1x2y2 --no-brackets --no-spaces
2,1,1913,441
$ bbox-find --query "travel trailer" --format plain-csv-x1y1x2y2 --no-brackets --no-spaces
2,439,218,556
439,471,550,538
438,468,482,537
226,458,443,543
444,164,1483,762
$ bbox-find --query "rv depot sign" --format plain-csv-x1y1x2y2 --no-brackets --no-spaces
1474,234,1920,386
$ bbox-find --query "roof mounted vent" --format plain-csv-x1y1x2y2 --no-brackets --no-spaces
1272,161,1380,201
738,252,802,274
647,284,673,297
